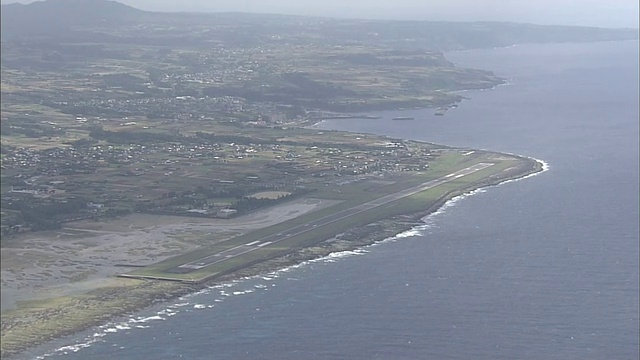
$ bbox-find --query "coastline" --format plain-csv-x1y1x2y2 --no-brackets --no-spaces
0,67,540,357
1,152,544,359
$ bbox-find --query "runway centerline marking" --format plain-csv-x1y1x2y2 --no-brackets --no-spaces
177,162,494,271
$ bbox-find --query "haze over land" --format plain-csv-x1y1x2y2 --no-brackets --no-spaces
2,0,639,28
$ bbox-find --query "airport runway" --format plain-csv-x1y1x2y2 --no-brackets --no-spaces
177,162,494,271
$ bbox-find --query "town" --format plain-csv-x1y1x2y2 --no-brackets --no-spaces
1,107,438,235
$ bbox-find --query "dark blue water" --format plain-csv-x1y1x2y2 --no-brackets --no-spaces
25,40,639,360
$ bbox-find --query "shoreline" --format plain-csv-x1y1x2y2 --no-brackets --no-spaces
1,153,544,359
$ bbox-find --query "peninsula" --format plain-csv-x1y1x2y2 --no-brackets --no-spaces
1,1,635,357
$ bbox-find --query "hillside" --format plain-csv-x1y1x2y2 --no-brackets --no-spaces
1,0,637,49
0,0,143,38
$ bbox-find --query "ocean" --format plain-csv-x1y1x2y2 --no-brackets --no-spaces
22,40,639,359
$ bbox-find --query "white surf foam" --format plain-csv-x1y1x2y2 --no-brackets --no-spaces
309,249,369,263
500,157,549,184
131,315,165,323
208,282,238,289
232,289,255,296
33,281,251,358
370,224,432,246
52,341,94,354
394,227,428,238
368,157,549,248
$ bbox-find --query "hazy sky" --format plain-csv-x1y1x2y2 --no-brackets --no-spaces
2,0,639,29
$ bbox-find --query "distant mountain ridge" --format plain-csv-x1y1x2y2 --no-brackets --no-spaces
1,0,637,48
1,0,143,38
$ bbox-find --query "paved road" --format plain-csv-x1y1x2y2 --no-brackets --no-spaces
177,162,494,271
